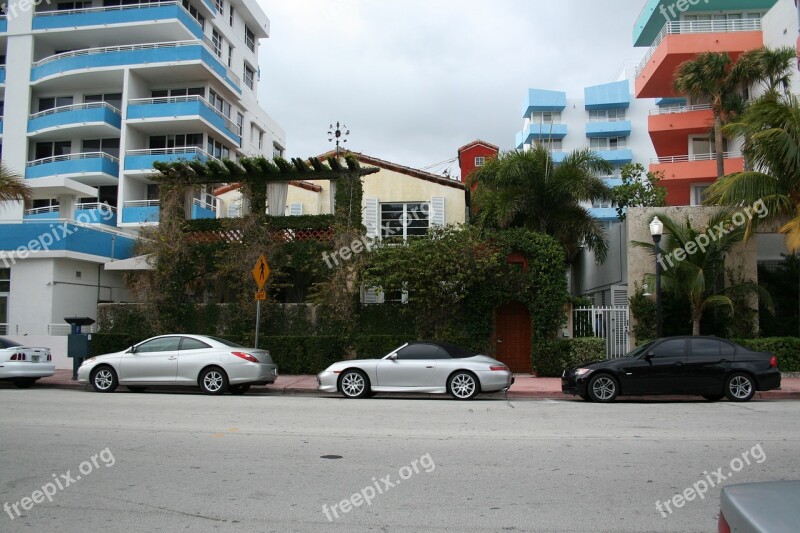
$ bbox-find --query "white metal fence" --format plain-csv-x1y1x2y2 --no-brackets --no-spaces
572,306,630,358
0,324,97,336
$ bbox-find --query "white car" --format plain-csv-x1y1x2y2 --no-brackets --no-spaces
0,337,54,388
77,334,278,395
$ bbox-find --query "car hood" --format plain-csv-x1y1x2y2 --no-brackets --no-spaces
85,351,125,364
567,356,635,372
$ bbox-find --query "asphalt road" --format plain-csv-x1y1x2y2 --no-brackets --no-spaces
1,388,799,533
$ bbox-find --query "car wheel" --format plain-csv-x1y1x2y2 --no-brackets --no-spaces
447,371,479,400
339,370,370,399
127,386,147,393
703,394,724,402
587,374,618,403
13,378,37,388
579,393,592,402
229,384,251,395
725,373,755,402
91,366,118,393
199,367,229,395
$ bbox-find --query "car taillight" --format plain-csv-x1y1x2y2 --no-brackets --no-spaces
47,354,52,361
770,355,777,368
718,512,731,533
232,351,258,363
490,365,509,371
10,353,26,361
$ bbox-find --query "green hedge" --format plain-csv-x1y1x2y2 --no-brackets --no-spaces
259,336,347,374
735,337,800,372
91,333,137,356
535,337,606,377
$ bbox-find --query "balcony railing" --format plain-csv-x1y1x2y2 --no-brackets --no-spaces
201,36,241,86
650,104,712,115
192,197,217,212
27,151,119,167
24,206,60,215
30,101,121,120
128,95,239,137
126,146,217,160
124,199,160,208
636,18,763,76
76,202,117,213
652,151,743,164
36,0,187,17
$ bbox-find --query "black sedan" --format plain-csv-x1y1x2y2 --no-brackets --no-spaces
561,336,781,403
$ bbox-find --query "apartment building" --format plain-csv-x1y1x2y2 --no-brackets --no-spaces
0,0,286,335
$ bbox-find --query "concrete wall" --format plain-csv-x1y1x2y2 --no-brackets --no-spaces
762,0,800,96
575,220,629,299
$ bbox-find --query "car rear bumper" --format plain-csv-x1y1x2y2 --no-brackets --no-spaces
228,363,278,385
0,363,56,380
755,369,781,392
477,371,514,392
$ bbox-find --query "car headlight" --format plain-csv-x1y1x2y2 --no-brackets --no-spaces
80,357,95,366
574,368,593,377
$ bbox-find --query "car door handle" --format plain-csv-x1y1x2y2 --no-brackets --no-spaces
168,356,178,360
674,362,684,366
426,365,434,368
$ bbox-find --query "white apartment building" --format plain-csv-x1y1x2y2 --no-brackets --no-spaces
0,0,286,344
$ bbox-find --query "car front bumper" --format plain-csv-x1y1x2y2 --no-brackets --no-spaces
317,371,339,393
561,370,589,396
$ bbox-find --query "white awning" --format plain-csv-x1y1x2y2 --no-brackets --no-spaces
104,254,155,271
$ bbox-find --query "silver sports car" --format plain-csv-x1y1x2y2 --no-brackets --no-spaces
317,341,514,400
77,334,277,395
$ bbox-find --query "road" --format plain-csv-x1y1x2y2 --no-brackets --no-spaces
1,388,799,532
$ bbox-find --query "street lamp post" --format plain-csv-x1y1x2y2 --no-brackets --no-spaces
650,216,664,338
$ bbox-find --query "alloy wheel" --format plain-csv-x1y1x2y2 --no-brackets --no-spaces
450,373,476,400
591,376,616,401
341,372,365,397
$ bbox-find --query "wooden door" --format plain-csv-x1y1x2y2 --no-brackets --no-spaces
494,302,532,374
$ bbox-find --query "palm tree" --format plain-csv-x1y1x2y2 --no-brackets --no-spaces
0,163,31,204
468,145,613,263
632,212,772,336
704,93,800,251
742,46,797,95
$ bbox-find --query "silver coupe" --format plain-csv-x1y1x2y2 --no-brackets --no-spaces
77,335,277,395
317,341,514,400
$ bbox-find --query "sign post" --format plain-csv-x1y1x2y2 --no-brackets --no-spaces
252,255,270,348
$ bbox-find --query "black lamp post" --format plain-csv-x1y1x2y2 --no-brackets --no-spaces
650,216,664,338
327,122,349,155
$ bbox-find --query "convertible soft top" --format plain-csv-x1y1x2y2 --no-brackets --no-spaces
409,341,480,359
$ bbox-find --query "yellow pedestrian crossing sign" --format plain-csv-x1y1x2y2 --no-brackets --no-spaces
252,255,270,290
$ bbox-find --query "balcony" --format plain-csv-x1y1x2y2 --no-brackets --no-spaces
650,151,744,182
124,147,216,172
23,206,60,221
635,19,764,98
75,202,117,226
0,67,5,85
586,119,632,138
31,41,241,95
191,198,216,219
25,152,119,185
28,102,122,139
648,104,714,155
33,2,204,40
520,122,568,144
0,220,134,259
0,15,6,33
122,200,160,224
593,148,633,165
127,96,241,144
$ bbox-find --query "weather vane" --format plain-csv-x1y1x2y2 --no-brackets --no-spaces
327,121,350,155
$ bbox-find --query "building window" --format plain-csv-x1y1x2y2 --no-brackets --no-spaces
181,0,205,29
211,29,222,57
243,63,255,90
692,185,710,206
214,0,222,13
589,108,626,122
151,87,204,98
531,111,561,123
474,156,485,167
148,133,203,150
590,137,627,151
272,142,282,158
0,269,9,334
257,130,264,151
227,45,233,68
207,135,230,159
380,202,429,241
245,26,255,52
228,5,234,26
236,112,244,137
208,89,231,118
82,138,120,158
536,139,563,151
38,96,73,112
34,141,71,160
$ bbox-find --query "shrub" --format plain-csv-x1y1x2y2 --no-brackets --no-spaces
260,336,347,375
735,337,800,372
534,337,606,377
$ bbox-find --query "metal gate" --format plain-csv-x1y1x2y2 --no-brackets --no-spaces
572,306,630,358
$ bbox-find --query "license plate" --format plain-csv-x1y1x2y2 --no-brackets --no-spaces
32,355,39,363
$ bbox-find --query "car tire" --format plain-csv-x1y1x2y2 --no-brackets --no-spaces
13,378,37,388
91,366,118,393
447,371,480,400
725,373,755,402
579,393,592,402
339,370,370,399
229,384,251,395
127,386,147,393
703,394,724,402
199,367,229,395
587,374,618,403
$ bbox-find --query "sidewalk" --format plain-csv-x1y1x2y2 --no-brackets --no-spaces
21,370,800,400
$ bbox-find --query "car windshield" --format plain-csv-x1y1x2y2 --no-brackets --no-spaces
207,336,245,348
625,341,654,358
0,337,22,349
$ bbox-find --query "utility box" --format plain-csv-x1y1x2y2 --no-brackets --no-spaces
65,317,96,380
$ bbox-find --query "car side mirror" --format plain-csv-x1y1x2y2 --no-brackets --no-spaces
126,346,135,354
388,353,398,360
644,352,654,361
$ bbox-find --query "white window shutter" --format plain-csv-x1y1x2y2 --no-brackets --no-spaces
362,285,384,304
289,203,303,216
364,197,379,237
430,196,445,227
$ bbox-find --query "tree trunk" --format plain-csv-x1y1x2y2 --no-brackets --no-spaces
714,113,725,179
692,312,702,336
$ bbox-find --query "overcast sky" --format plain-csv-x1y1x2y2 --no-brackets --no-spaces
256,0,647,178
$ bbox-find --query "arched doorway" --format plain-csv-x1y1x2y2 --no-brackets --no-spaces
493,302,532,374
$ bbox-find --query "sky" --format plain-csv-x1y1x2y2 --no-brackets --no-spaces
256,0,648,178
